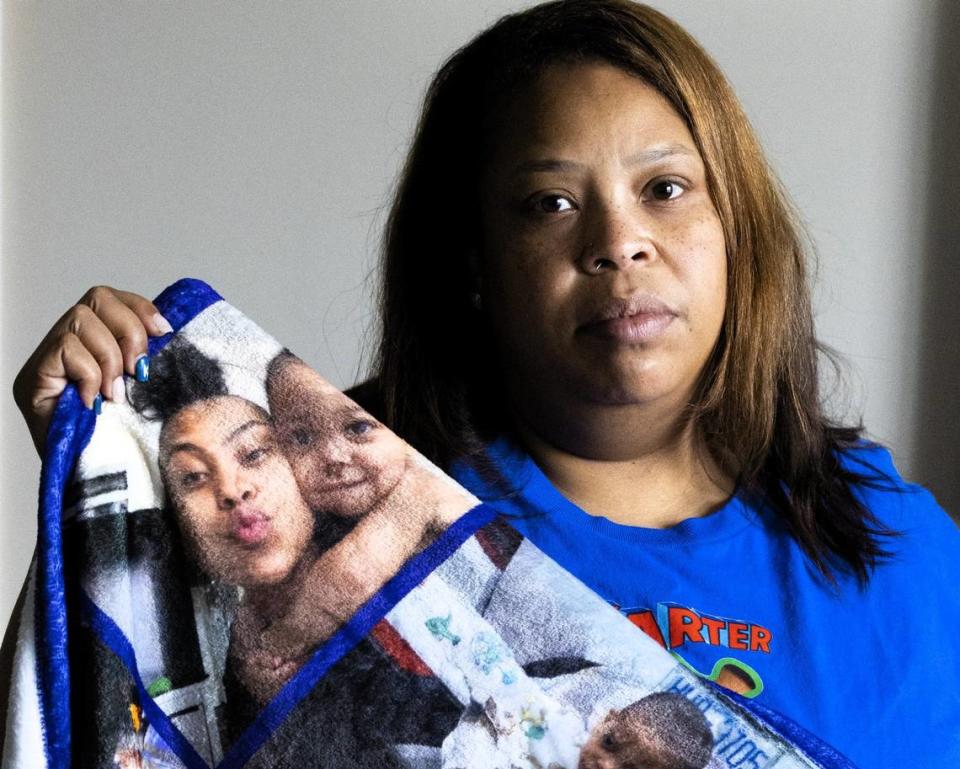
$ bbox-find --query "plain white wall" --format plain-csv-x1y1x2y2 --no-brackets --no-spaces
3,0,956,631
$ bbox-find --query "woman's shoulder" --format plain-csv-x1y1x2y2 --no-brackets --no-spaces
839,440,945,505
838,440,959,559
836,440,917,490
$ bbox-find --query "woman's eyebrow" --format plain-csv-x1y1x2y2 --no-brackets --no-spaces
511,144,697,176
512,158,582,175
167,442,203,458
623,143,698,166
226,419,269,443
166,420,267,459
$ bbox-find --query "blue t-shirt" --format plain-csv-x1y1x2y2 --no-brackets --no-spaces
450,436,960,769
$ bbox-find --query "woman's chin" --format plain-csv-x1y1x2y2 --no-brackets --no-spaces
594,354,699,405
239,557,297,588
578,375,677,408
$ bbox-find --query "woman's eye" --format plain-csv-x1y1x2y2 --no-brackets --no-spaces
530,193,576,214
179,471,207,489
240,446,270,466
647,179,685,201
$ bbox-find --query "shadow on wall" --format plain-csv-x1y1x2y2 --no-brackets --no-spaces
915,0,960,521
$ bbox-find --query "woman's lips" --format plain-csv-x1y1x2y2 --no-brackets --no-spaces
231,509,271,546
580,310,676,342
579,293,678,343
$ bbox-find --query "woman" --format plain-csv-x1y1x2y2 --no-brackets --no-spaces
155,396,316,704
11,1,960,766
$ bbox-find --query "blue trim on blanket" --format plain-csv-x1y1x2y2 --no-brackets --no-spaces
219,502,498,769
35,385,96,767
706,681,860,769
35,278,221,765
80,591,213,769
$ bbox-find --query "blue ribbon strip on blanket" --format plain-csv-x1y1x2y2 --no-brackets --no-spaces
36,279,221,767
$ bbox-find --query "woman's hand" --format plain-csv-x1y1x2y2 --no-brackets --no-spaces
12,286,173,458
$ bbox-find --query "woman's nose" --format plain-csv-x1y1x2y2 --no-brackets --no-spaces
577,199,656,274
217,470,255,509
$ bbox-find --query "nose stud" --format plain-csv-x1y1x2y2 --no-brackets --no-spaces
589,256,609,273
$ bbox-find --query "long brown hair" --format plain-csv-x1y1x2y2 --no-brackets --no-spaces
352,0,897,584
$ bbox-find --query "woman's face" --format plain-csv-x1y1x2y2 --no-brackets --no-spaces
478,61,727,424
267,359,408,518
161,395,313,587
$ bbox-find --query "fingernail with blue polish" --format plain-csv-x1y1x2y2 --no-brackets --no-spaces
135,355,150,382
93,393,103,415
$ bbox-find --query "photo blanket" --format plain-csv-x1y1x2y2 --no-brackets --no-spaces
1,279,858,769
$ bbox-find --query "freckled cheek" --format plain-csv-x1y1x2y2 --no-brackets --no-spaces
283,508,313,550
488,242,572,327
174,493,212,532
263,455,296,485
487,240,541,296
673,220,727,325
371,435,409,468
267,477,301,515
375,459,406,498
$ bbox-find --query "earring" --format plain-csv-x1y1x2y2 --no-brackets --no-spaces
470,291,482,310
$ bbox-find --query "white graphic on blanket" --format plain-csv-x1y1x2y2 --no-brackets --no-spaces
386,539,823,769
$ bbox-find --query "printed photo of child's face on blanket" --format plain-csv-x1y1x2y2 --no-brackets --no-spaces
578,693,713,769
267,352,409,518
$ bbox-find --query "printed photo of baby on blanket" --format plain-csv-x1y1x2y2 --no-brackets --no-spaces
444,690,713,769
578,692,712,769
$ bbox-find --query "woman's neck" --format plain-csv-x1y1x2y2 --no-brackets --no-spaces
510,401,734,529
